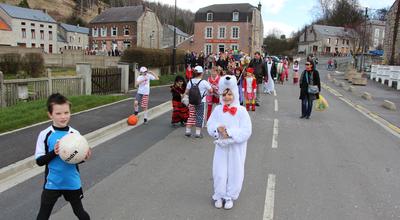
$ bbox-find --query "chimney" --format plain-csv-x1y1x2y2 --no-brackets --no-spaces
98,7,102,15
258,2,262,11
42,9,47,14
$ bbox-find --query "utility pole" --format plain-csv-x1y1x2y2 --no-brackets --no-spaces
360,7,368,72
172,0,177,74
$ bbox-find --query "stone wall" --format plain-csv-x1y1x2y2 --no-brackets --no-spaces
384,0,400,65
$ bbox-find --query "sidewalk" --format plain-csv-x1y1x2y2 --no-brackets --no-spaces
324,71,400,128
0,86,171,168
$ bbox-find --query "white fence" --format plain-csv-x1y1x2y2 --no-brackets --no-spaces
0,70,84,107
370,65,400,90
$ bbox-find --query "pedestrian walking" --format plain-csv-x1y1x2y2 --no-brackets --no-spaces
35,93,91,220
207,75,252,210
299,61,321,119
293,60,300,85
170,76,189,127
248,51,266,106
242,68,257,111
185,66,213,138
206,67,220,120
134,67,159,124
264,56,275,94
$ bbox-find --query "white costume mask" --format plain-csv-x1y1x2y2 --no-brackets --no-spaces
218,75,240,107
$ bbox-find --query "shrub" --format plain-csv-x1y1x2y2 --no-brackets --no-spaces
121,47,185,70
22,53,44,77
0,53,22,75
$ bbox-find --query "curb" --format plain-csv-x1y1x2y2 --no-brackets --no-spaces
0,101,172,193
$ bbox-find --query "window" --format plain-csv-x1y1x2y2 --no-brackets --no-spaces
231,44,238,51
205,27,213,39
342,39,345,45
218,27,226,39
22,28,26,38
374,39,379,47
207,12,213,21
231,27,239,39
79,37,81,43
101,27,107,37
112,27,117,36
375,28,380,38
21,22,25,25
70,36,73,42
218,44,225,53
31,29,36,39
327,38,331,44
124,27,130,36
335,38,339,45
232,12,239,21
40,44,44,49
382,32,385,39
205,44,212,55
40,30,44,40
31,23,35,27
92,28,98,37
49,31,53,40
40,24,44,28
31,43,36,48
48,25,52,29
346,39,349,45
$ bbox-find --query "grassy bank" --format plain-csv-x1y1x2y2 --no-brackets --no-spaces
0,95,129,133
150,72,184,87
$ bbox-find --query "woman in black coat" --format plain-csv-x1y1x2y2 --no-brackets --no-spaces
299,61,321,119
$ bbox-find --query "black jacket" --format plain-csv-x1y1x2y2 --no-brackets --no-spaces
299,70,321,100
249,58,267,84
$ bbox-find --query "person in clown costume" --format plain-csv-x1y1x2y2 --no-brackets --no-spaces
207,75,252,210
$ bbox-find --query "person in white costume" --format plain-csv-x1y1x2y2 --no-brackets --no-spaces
207,75,252,210
265,56,275,94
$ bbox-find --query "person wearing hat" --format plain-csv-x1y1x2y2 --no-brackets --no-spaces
134,66,159,124
242,67,257,111
185,66,213,138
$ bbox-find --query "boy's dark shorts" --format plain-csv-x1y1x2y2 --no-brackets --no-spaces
42,188,84,202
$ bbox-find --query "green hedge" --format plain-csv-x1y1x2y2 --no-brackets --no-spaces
0,53,44,77
120,47,185,68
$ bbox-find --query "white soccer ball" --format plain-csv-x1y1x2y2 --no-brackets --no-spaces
59,133,89,164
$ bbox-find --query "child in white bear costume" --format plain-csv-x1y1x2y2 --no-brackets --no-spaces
207,75,252,209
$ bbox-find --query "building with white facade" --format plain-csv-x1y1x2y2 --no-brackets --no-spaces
58,23,89,53
0,3,58,53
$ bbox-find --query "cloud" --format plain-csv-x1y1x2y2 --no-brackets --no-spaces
263,0,289,15
263,21,297,38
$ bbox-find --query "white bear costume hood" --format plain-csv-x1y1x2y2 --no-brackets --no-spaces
218,75,240,107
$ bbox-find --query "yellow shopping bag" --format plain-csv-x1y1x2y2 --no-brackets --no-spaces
315,95,329,111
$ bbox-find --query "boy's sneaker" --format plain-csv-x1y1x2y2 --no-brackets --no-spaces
214,199,223,209
144,118,148,124
224,199,233,210
195,134,203,138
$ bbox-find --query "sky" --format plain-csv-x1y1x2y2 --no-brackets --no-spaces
150,0,396,37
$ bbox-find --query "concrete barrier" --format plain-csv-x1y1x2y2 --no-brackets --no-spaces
382,100,397,111
347,86,355,92
361,92,372,101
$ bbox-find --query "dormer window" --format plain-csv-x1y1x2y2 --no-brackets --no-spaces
207,12,213,21
232,12,239,21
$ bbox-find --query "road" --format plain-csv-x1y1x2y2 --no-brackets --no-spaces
1,64,400,220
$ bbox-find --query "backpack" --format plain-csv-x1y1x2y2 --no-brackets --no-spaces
188,79,204,105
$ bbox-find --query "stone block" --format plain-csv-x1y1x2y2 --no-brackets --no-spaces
382,100,397,111
352,78,367,85
347,86,355,92
361,92,372,101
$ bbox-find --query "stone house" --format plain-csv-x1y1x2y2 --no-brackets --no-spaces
88,6,163,53
179,3,264,55
58,23,89,53
0,3,58,53
162,24,189,49
298,24,358,55
365,20,385,51
384,0,400,65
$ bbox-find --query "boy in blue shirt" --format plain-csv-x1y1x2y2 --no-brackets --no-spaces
35,93,91,220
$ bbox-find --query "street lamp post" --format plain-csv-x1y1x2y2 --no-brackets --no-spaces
172,0,177,74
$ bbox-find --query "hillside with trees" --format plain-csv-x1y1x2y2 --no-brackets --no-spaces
1,0,194,34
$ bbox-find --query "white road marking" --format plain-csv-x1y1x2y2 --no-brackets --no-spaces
272,119,279,149
273,90,277,96
263,174,276,220
274,99,278,112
